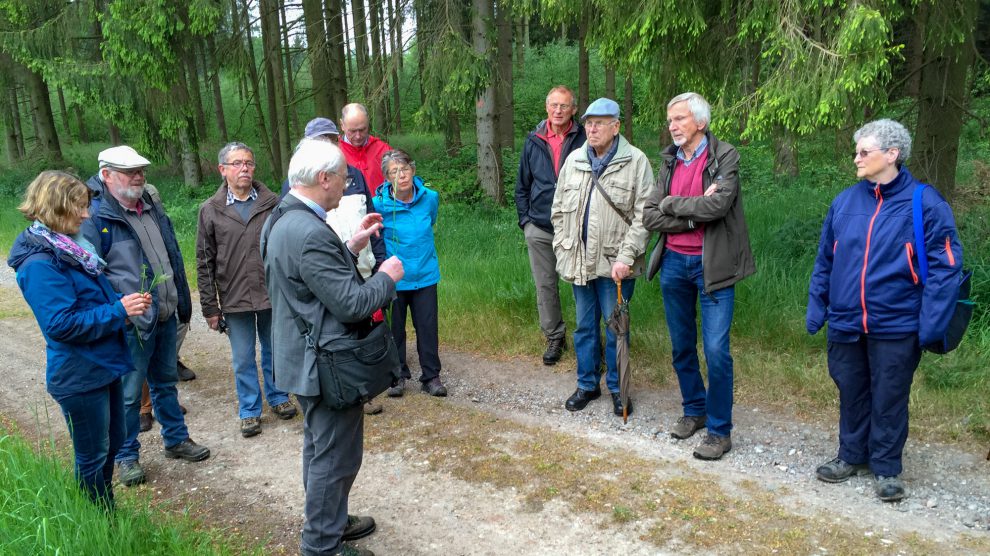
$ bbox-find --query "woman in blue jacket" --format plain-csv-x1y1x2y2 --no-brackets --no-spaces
807,119,962,502
7,171,150,508
373,149,446,397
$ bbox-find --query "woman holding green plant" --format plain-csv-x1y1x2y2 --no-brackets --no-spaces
373,149,446,397
7,171,150,509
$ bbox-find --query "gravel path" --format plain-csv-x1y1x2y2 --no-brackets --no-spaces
0,265,987,553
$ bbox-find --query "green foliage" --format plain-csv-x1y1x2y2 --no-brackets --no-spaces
0,425,262,554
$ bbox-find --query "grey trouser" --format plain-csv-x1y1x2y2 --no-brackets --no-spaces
297,395,364,555
524,222,566,340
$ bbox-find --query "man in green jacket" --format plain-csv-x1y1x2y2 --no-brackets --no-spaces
643,92,756,461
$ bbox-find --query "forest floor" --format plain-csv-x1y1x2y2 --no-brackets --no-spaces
1,266,988,555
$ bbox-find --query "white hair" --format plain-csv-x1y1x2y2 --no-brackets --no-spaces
288,138,345,188
667,92,711,127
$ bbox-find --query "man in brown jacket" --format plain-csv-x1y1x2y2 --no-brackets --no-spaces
197,142,298,438
643,92,756,461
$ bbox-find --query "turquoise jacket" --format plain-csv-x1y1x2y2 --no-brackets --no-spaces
373,176,441,291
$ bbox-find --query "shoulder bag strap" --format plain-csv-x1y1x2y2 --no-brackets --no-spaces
590,173,632,226
912,183,929,285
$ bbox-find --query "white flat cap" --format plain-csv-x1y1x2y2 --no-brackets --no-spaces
98,146,151,169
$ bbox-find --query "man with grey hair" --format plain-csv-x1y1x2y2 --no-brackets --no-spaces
262,138,404,556
643,92,756,461
339,103,392,194
82,146,211,487
516,85,586,365
196,142,297,439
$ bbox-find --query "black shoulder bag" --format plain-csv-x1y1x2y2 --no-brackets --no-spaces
263,203,400,410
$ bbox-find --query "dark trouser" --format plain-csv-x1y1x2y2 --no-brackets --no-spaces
298,395,364,556
827,335,921,477
56,378,125,509
390,284,441,383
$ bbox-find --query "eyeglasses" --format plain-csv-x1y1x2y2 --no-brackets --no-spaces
112,168,145,178
854,148,888,160
387,165,414,178
548,103,573,111
222,160,257,169
584,119,617,130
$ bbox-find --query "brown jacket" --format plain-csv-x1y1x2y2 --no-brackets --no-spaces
643,132,756,292
196,180,279,317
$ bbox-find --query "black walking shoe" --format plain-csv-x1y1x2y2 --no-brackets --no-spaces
610,392,632,417
816,457,869,483
875,475,906,502
342,514,377,541
164,438,211,462
176,360,196,381
421,377,448,397
542,336,566,366
565,387,601,411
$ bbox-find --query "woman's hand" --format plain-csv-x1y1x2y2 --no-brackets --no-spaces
120,292,151,317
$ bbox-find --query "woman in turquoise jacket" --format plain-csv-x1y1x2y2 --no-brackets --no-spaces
373,149,446,397
7,171,150,509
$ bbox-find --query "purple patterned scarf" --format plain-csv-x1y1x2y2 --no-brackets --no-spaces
28,223,106,276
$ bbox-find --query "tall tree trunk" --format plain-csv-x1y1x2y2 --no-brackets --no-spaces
368,0,387,130
279,1,300,134
3,82,19,163
905,2,928,99
352,0,371,97
9,86,25,157
388,0,402,133
259,0,291,176
56,87,72,144
514,15,525,77
74,105,88,143
173,63,203,187
239,0,277,176
472,0,503,204
24,68,62,160
303,0,334,117
604,67,616,100
108,122,121,146
342,0,353,83
914,1,976,200
205,35,229,143
184,45,209,141
494,0,514,150
577,17,589,114
444,110,461,156
622,74,634,142
415,0,428,106
326,0,349,116
772,126,799,178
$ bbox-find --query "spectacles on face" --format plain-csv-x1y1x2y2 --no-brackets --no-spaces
584,119,617,130
854,148,888,160
547,103,573,112
222,160,257,169
387,165,414,178
113,168,145,178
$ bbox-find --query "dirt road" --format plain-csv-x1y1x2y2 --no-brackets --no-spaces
1,272,988,554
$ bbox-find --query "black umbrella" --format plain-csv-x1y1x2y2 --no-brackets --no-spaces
606,282,631,423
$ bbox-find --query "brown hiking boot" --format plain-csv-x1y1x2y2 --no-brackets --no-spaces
670,415,706,439
693,433,732,460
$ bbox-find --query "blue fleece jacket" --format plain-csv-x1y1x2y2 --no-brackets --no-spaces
807,166,962,346
7,230,134,400
373,176,440,291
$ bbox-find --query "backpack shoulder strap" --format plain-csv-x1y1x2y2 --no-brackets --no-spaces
912,183,930,285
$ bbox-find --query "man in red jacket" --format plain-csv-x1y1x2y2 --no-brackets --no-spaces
339,103,392,194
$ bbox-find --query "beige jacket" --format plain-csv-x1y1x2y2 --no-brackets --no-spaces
551,135,656,286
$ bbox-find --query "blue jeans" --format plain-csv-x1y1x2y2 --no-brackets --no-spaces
56,378,125,508
226,309,289,418
660,250,736,437
572,278,635,393
116,315,189,463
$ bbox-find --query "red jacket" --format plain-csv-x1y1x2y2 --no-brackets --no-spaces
340,135,392,194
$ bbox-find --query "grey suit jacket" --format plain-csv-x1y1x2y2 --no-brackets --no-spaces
261,195,396,396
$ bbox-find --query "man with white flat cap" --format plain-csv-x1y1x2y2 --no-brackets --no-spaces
82,145,210,487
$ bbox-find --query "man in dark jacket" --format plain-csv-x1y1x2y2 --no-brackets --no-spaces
515,85,587,365
82,146,211,487
198,142,298,439
643,93,756,461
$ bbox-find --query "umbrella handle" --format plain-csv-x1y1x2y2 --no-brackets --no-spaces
615,280,623,304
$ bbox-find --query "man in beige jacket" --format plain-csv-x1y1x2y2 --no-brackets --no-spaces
551,98,656,416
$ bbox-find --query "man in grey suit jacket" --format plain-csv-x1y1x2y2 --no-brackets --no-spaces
261,138,404,556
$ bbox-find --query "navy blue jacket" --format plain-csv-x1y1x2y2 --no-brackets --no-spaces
515,119,586,233
8,230,134,400
280,165,386,268
807,167,962,346
81,175,192,339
